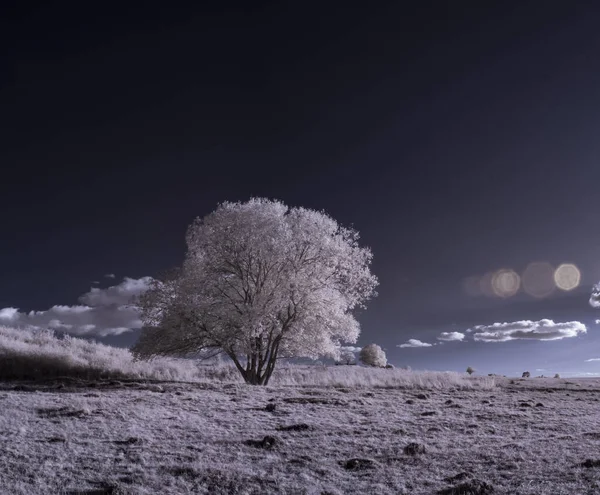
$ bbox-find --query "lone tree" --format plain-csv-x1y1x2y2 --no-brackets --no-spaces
336,349,357,365
466,366,474,375
359,343,387,367
132,198,378,385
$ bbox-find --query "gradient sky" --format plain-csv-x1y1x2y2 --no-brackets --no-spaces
1,2,600,376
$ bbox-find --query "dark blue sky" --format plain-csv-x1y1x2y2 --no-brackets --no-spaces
1,2,599,375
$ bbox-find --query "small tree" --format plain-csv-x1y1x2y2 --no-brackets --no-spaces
554,373,560,379
466,366,474,375
522,371,531,378
336,349,356,365
359,343,387,367
132,198,378,385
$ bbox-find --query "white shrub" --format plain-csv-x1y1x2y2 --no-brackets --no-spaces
359,343,387,367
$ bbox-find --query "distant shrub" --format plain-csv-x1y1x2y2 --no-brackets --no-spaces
336,349,357,366
522,371,531,378
359,344,387,367
554,373,560,379
466,366,474,375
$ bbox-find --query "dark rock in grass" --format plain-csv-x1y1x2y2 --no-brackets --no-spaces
445,399,454,405
444,472,472,483
580,459,600,468
481,400,490,404
583,432,600,439
276,423,310,432
114,437,141,445
416,393,429,400
46,436,66,443
421,411,437,416
244,435,278,450
169,466,200,478
66,480,119,494
12,384,36,392
405,399,415,405
404,442,426,455
283,397,345,406
340,458,376,471
448,404,462,409
36,407,87,419
535,403,544,407
438,479,494,494
265,403,277,412
519,403,532,408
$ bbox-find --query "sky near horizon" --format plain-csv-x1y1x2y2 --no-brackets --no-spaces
1,2,600,376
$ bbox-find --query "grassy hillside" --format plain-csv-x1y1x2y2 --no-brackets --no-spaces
0,326,494,390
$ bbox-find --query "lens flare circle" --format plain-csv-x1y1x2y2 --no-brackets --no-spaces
554,263,581,291
491,269,520,297
522,262,555,298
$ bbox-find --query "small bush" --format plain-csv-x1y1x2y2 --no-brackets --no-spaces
359,344,387,367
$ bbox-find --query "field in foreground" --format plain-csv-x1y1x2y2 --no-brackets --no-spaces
2,378,600,494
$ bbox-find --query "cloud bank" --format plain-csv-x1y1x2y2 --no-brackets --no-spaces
585,358,600,362
437,331,465,342
470,319,586,342
340,346,362,353
398,339,432,348
0,277,153,337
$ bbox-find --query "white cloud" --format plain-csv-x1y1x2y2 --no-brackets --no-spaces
398,339,433,348
470,319,586,342
104,273,116,279
437,331,465,342
585,358,600,362
340,346,361,353
0,307,19,322
0,277,153,337
591,283,600,308
80,277,152,306
596,320,600,325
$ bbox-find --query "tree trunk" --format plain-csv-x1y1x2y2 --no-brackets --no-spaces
227,336,281,385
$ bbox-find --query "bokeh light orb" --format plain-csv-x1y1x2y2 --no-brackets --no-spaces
479,272,496,298
554,263,581,291
492,269,520,297
522,262,555,298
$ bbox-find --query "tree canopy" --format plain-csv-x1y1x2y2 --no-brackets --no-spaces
133,198,378,385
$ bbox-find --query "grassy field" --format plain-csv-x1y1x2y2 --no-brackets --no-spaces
2,327,600,494
2,377,600,494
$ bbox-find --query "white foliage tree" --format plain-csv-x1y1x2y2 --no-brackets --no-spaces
336,349,357,365
359,343,387,367
132,198,378,385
